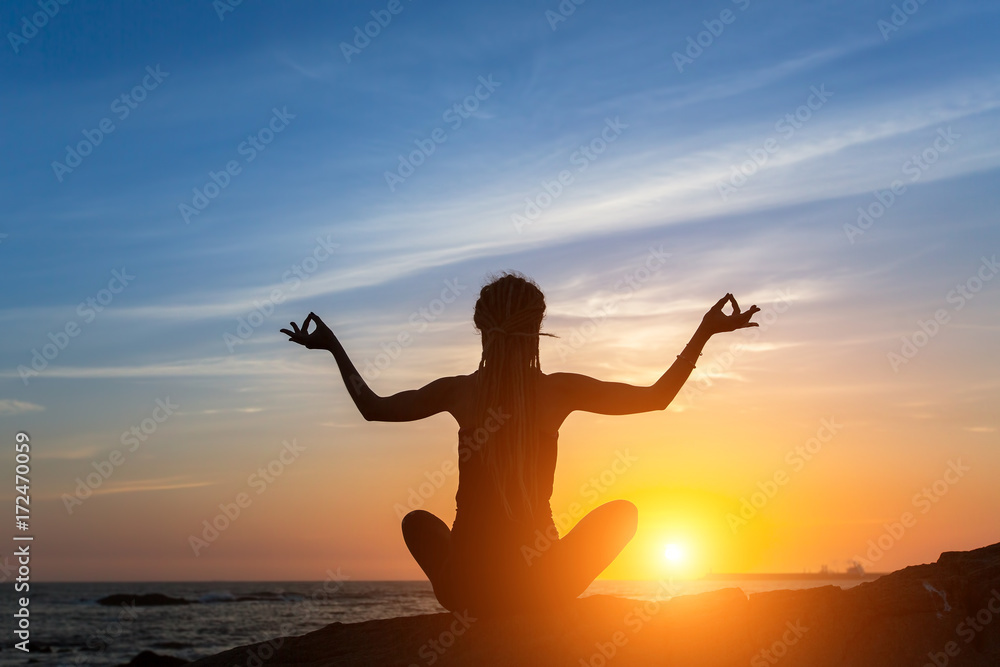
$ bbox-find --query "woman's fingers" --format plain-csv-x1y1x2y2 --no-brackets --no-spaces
281,318,309,342
307,312,332,332
740,305,760,328
702,295,761,332
307,312,333,335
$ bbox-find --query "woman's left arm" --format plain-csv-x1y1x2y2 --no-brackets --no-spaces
548,293,760,415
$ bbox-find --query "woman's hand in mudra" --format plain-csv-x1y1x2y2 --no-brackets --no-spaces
280,312,336,350
699,293,760,336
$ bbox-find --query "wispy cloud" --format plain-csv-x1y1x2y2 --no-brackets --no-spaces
51,477,216,499
0,399,44,416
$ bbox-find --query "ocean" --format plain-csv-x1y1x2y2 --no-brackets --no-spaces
3,578,877,666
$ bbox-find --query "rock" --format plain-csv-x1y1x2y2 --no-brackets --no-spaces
116,650,190,666
186,542,1000,666
98,593,191,606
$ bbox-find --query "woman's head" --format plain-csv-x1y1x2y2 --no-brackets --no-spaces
473,271,548,351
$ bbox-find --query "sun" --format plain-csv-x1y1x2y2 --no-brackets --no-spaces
663,543,686,564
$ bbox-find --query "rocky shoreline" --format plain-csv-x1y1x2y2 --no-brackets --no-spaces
119,541,1000,666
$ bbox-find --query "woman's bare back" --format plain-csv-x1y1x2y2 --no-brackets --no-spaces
449,369,569,435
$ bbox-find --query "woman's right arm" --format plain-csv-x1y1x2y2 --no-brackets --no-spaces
281,312,461,422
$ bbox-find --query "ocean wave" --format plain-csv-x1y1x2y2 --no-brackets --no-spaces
197,591,237,603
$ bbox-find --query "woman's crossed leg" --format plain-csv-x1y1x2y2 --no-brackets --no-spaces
401,500,637,615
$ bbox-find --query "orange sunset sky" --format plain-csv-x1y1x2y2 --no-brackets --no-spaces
2,1,998,582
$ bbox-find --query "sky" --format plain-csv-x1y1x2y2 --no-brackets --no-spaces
1,0,998,582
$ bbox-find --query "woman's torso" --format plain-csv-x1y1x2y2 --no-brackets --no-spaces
450,368,566,433
449,370,563,546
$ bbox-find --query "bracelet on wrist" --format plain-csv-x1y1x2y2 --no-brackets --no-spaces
676,352,701,368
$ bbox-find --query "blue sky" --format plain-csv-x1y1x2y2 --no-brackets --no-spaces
1,0,998,580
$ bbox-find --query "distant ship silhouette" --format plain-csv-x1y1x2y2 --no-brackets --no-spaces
702,560,885,581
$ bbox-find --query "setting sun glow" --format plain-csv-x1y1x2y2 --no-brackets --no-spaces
664,543,685,564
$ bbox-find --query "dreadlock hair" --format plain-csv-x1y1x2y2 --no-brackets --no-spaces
472,271,558,522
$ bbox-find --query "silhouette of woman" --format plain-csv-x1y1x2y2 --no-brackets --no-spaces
281,271,759,617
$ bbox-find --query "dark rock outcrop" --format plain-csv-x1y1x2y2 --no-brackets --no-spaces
173,542,1000,666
